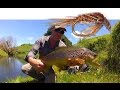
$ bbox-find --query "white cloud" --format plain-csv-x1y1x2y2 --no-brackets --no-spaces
68,36,82,45
27,37,34,41
0,8,120,19
71,31,85,39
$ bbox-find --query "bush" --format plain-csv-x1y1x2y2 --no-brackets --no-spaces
107,21,120,73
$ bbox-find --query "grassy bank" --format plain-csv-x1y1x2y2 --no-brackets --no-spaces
56,68,120,83
0,49,8,58
7,76,35,83
7,67,120,83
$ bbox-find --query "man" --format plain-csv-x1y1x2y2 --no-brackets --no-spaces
22,25,67,83
22,25,89,83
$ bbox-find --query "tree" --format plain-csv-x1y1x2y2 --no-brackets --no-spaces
0,36,17,57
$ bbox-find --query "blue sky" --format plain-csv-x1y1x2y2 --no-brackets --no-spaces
0,20,119,46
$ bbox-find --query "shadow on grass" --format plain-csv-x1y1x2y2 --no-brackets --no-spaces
25,79,44,83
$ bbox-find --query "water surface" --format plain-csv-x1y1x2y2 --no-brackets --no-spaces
0,57,27,82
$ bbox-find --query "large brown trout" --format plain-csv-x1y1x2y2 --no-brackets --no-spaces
40,47,100,72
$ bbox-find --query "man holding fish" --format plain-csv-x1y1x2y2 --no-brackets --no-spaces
21,25,89,83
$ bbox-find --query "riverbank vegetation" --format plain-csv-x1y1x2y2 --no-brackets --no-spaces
0,49,8,58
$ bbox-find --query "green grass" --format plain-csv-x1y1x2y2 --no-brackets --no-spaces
7,67,120,83
15,44,32,58
0,49,8,58
7,76,35,83
56,67,120,83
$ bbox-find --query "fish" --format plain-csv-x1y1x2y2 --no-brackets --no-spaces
39,47,100,73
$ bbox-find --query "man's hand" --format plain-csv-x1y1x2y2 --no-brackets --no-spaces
28,57,44,72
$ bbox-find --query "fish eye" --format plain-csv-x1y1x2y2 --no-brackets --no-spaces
72,55,75,58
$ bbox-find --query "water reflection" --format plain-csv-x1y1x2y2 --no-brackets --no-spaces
0,57,27,82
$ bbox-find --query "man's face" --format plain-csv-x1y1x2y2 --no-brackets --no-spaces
51,28,66,41
51,30,63,40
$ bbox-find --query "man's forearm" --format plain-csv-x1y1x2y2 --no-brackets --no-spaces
28,57,36,64
24,51,36,62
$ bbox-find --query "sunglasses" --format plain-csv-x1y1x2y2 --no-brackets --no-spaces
54,28,66,34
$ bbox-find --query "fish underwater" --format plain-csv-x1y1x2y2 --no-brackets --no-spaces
39,47,100,73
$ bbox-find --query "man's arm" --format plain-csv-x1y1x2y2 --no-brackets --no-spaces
24,40,40,62
24,38,45,72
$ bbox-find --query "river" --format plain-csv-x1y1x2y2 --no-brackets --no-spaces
0,57,27,82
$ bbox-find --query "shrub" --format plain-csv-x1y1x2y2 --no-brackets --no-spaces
107,21,120,73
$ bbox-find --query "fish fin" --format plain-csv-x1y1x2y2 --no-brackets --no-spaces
92,61,101,67
67,58,85,66
75,58,85,65
87,60,101,67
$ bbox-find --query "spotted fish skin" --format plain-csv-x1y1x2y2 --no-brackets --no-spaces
44,47,96,60
40,47,98,72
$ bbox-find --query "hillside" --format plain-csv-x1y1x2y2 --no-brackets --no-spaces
15,44,32,59
75,34,111,53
